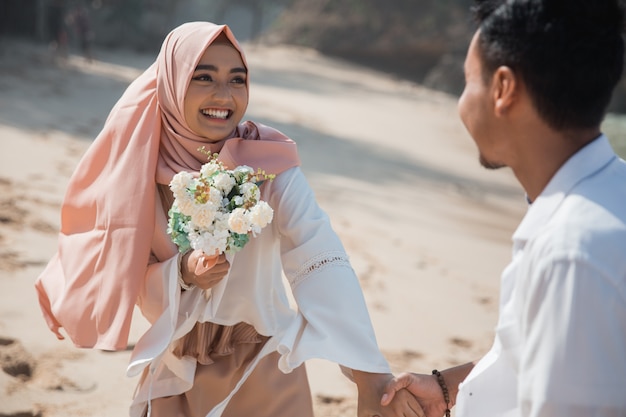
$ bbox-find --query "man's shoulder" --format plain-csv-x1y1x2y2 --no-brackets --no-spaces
560,156,626,223
529,181,626,270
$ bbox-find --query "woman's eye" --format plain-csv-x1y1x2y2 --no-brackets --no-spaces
231,76,246,85
193,73,213,82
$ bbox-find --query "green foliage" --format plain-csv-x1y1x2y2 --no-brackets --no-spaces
167,208,192,253
229,233,250,251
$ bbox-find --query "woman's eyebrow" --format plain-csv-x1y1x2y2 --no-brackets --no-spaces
195,64,247,74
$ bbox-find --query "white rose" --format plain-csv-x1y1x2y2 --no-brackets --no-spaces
175,195,195,216
169,171,194,195
199,187,219,207
190,204,217,228
192,230,228,255
213,172,236,194
240,182,260,203
248,201,273,229
233,165,254,181
228,208,251,234
200,161,221,178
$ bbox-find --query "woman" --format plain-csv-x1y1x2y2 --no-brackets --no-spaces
35,22,421,417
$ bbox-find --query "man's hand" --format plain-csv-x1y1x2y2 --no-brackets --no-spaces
181,250,229,290
380,373,447,417
353,371,424,417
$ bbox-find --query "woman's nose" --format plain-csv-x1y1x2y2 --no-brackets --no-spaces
212,82,231,101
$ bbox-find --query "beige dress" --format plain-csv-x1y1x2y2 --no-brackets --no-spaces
146,322,313,417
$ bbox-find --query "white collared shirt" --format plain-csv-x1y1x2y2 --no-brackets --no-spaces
456,135,626,417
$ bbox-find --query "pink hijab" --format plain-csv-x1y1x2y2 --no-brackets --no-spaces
35,22,300,351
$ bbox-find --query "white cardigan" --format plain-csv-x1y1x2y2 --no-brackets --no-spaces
127,166,391,417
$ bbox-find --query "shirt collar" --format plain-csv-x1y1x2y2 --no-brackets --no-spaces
512,134,617,244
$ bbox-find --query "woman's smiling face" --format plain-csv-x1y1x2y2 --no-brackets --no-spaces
184,41,248,142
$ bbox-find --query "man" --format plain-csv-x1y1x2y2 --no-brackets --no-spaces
381,0,626,416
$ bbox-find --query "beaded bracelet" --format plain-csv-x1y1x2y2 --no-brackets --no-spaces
177,251,195,291
432,369,451,417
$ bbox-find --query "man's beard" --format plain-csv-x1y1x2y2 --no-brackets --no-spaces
479,154,506,170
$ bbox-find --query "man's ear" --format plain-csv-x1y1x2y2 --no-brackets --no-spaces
492,66,517,116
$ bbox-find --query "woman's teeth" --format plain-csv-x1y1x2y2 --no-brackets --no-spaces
202,109,229,119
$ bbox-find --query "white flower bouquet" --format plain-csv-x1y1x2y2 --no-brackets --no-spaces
167,149,275,273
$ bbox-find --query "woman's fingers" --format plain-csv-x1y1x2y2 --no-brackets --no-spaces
193,253,230,289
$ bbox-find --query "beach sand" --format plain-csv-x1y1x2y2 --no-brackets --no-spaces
0,39,526,416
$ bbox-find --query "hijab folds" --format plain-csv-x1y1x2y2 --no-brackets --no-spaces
35,22,300,350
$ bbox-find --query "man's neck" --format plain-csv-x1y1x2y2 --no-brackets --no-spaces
511,127,601,202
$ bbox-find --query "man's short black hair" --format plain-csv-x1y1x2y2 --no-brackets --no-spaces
472,0,625,130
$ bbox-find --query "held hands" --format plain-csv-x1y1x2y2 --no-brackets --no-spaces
380,373,448,417
353,371,425,417
181,250,230,290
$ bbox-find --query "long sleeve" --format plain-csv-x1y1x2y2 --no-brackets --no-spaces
271,167,390,374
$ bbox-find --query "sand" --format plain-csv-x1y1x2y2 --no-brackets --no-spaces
0,38,527,416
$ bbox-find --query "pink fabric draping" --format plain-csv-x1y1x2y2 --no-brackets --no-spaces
35,21,300,351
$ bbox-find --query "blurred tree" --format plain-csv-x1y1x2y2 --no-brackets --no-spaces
2,0,625,111
0,0,40,39
263,0,474,91
103,0,143,40
213,0,295,41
